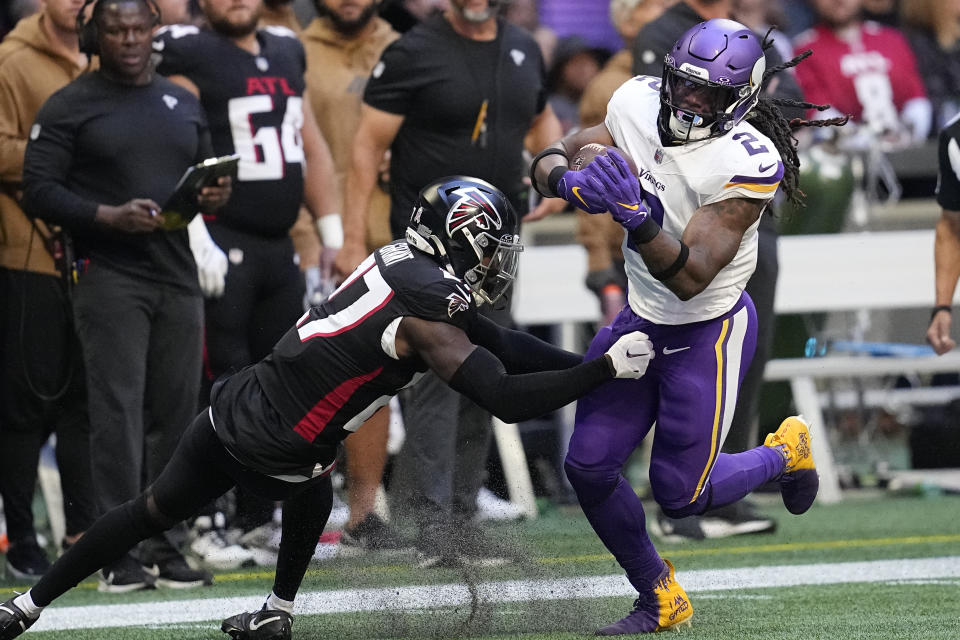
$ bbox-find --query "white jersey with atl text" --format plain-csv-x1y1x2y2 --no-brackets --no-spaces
605,76,783,325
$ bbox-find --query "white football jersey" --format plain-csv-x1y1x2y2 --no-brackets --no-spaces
604,76,783,325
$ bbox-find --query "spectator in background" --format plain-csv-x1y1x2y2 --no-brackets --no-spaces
261,0,302,30
573,0,670,326
379,0,447,33
862,0,899,26
300,0,407,552
900,0,960,135
504,0,557,67
0,0,96,582
546,35,607,133
734,0,792,63
632,0,806,542
21,0,228,592
926,118,960,355
153,0,194,24
793,0,931,145
152,0,342,565
336,0,564,567
3,0,42,36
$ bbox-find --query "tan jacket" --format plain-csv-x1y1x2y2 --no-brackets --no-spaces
300,16,399,253
0,13,87,275
259,5,303,33
576,49,635,272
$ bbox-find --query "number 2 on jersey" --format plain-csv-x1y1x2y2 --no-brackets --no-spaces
228,96,305,181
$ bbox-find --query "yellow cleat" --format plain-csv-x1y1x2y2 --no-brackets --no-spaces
597,559,692,635
764,416,819,514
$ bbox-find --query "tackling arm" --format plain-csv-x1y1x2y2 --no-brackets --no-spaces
468,314,583,373
397,316,615,423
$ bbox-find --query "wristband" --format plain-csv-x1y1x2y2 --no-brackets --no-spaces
650,242,689,282
530,147,568,198
931,305,952,321
316,214,344,249
628,216,661,245
546,166,567,198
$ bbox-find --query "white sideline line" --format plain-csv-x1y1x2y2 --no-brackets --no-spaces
31,556,960,632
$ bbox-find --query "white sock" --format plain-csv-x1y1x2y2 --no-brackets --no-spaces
265,592,294,615
13,591,43,619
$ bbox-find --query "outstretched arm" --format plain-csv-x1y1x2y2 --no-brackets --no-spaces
397,316,652,423
928,209,960,354
468,314,582,373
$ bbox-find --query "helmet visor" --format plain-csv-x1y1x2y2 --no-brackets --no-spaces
466,232,523,306
663,67,740,127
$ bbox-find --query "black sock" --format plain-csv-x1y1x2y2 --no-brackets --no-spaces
272,477,332,601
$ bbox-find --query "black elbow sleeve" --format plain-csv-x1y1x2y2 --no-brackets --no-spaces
448,346,612,423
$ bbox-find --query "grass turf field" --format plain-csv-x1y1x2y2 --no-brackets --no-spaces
2,491,959,639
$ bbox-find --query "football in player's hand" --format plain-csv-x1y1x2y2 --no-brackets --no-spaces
569,143,638,176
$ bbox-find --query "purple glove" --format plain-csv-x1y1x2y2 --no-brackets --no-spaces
592,152,649,231
555,163,608,214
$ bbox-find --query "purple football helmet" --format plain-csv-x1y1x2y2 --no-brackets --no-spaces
658,18,765,145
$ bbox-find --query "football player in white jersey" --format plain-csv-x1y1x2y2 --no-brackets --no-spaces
530,18,846,635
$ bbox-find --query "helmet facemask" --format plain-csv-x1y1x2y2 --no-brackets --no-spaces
453,226,522,306
657,19,766,146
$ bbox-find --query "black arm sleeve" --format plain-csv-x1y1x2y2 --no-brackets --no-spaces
469,314,583,373
448,346,612,423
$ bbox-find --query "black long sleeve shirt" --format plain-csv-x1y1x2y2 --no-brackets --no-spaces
22,71,211,292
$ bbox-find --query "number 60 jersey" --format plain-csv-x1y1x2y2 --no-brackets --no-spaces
153,25,307,237
606,76,784,325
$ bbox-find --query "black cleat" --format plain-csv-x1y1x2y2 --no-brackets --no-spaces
0,598,37,640
4,539,51,583
221,605,292,640
340,513,413,555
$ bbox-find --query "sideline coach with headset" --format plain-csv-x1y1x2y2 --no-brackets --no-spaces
21,0,230,591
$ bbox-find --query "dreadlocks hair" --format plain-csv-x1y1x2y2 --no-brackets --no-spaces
746,31,849,206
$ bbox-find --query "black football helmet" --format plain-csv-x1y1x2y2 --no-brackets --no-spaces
406,176,523,306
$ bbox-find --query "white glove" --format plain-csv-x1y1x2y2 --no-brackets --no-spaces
604,331,655,379
303,265,336,310
187,216,228,298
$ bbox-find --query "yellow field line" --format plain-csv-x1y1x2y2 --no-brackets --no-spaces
45,533,960,592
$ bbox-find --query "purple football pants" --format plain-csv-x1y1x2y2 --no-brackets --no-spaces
564,293,785,591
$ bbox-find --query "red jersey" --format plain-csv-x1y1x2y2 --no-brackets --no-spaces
793,21,927,132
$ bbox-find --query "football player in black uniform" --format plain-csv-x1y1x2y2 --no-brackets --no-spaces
0,177,655,640
152,0,341,403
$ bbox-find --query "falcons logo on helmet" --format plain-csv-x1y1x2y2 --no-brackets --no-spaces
446,187,502,233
